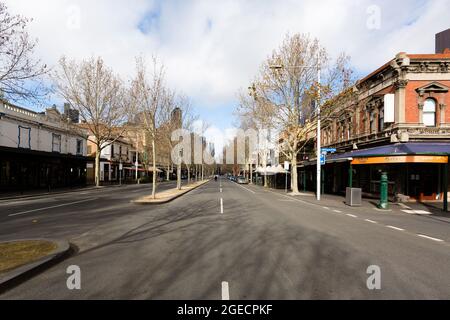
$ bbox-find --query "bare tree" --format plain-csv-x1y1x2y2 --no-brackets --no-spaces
130,56,169,199
240,33,353,194
0,2,48,102
237,87,276,188
54,56,129,187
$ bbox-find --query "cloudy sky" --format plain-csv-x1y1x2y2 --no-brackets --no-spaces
4,0,450,149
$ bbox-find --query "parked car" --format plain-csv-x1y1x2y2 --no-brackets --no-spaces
237,176,248,184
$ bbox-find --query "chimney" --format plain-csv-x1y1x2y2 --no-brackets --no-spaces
436,29,450,53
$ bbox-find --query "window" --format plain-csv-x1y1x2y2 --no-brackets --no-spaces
18,126,31,149
76,139,83,155
378,108,384,132
370,112,375,133
423,98,436,127
87,145,92,155
110,144,114,156
52,134,61,153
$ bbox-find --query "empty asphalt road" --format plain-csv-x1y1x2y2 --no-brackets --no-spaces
1,177,450,299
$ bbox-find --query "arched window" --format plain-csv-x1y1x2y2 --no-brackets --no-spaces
423,98,436,127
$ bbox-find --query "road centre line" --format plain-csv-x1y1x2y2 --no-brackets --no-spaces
220,198,224,214
8,198,98,217
346,214,358,218
221,281,230,300
333,210,342,213
365,219,378,224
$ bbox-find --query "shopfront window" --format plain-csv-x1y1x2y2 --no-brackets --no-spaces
423,98,436,127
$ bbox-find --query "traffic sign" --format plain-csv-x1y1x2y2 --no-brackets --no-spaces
321,148,336,154
320,154,326,165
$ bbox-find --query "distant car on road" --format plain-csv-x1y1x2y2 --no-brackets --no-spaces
236,176,248,184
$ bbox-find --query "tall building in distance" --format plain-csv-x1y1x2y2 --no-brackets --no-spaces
436,29,450,54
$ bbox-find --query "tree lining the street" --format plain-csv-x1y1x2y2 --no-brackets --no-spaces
54,56,131,187
0,2,48,103
237,33,354,194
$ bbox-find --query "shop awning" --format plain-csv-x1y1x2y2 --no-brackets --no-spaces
299,143,450,167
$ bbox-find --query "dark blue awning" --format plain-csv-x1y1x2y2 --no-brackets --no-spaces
328,143,450,161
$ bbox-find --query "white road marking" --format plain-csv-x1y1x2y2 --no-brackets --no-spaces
221,281,230,300
386,225,405,231
333,210,342,213
398,203,412,209
8,198,98,217
322,207,330,210
235,183,256,194
417,234,444,242
402,209,432,215
220,198,224,214
364,219,378,224
220,188,223,193
346,214,358,218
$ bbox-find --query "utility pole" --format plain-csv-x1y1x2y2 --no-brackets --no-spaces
316,50,322,201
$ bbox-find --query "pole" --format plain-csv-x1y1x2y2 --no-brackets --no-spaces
135,151,138,182
285,170,288,193
444,160,448,212
316,50,321,201
348,164,353,188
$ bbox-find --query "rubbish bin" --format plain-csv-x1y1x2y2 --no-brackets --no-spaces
346,187,362,207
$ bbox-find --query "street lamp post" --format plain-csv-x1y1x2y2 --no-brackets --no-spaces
316,53,321,201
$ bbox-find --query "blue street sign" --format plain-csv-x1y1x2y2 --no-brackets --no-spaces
321,148,337,154
320,154,326,165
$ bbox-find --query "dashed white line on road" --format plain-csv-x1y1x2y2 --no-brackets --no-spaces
8,198,98,217
221,281,230,300
333,210,342,213
322,207,330,210
346,214,358,218
220,198,224,214
386,225,405,231
398,203,412,209
417,234,444,242
235,183,256,194
220,188,223,193
364,219,378,224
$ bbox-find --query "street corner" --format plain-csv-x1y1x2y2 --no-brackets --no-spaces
0,239,72,291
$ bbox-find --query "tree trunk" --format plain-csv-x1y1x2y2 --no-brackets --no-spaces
166,162,170,181
177,164,181,190
201,164,204,181
187,165,191,185
151,138,157,199
249,162,253,184
291,154,299,194
95,146,101,187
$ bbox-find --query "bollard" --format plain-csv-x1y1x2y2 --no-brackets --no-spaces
378,172,389,210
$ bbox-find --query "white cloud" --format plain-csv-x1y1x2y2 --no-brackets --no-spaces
4,0,450,116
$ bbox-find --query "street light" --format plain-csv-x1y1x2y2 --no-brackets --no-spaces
269,51,322,201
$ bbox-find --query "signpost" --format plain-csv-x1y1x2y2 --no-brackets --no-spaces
119,162,123,186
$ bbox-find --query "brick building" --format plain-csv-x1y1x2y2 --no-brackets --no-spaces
300,49,450,205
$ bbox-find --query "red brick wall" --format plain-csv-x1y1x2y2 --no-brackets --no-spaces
405,81,450,124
